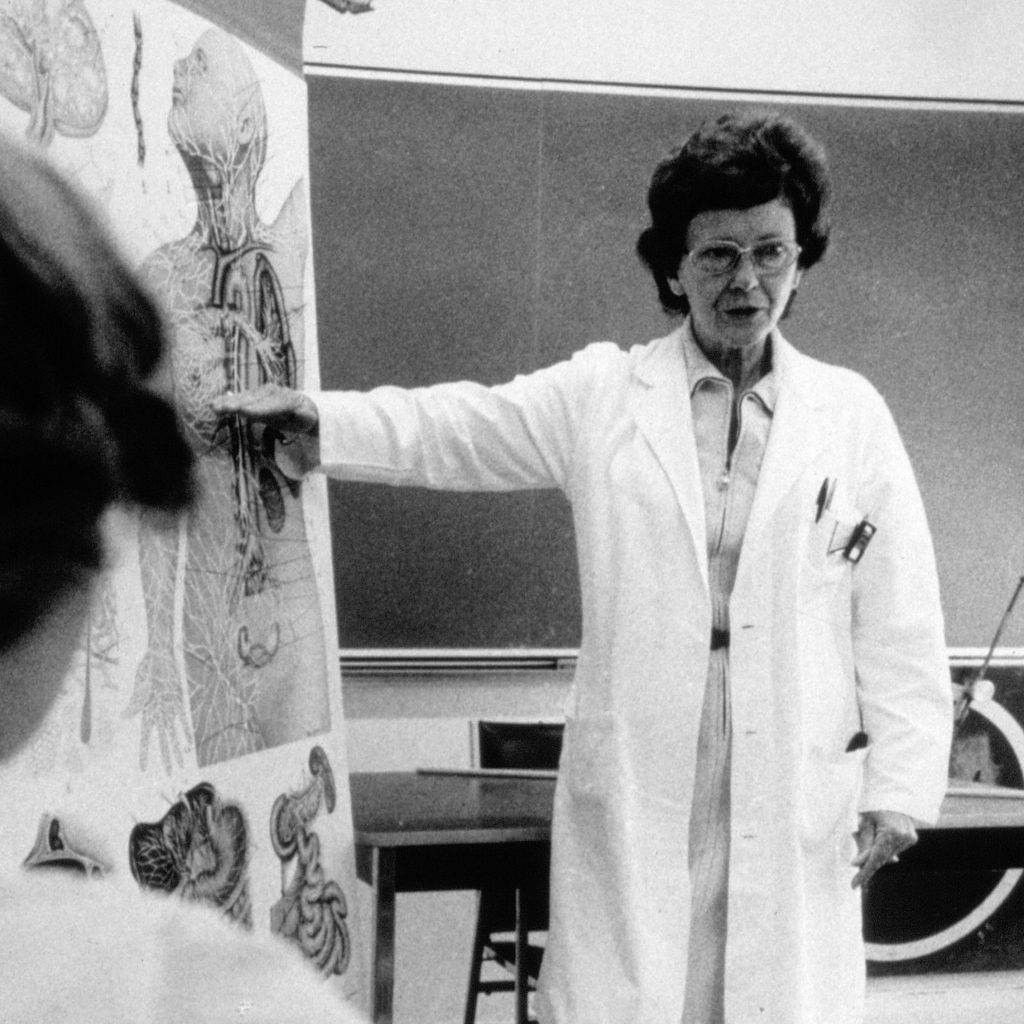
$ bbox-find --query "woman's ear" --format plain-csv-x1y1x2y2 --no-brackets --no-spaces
667,277,684,297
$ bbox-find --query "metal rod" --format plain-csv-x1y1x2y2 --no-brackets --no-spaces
955,576,1024,724
973,576,1024,683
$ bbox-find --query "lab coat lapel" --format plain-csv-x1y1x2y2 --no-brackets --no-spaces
632,328,709,591
741,333,829,558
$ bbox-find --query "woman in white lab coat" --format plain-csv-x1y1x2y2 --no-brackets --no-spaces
217,112,952,1024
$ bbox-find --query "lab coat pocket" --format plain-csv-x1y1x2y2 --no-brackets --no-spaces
801,511,857,618
799,745,868,851
808,508,856,568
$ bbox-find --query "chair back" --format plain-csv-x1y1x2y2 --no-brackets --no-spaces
476,720,564,771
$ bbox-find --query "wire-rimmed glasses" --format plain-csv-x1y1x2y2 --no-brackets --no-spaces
685,239,801,277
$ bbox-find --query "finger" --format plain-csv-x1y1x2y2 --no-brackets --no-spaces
211,393,275,417
851,835,904,888
170,718,185,768
875,827,916,859
175,711,193,757
211,384,283,414
895,829,919,855
159,728,172,777
852,819,875,864
851,845,888,889
212,387,315,432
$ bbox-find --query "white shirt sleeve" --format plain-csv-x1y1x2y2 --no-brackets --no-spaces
281,343,622,493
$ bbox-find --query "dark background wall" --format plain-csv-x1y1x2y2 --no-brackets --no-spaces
308,76,1024,650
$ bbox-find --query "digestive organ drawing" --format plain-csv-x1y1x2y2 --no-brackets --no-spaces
270,746,351,976
129,781,252,926
0,0,107,145
23,813,109,877
127,28,330,771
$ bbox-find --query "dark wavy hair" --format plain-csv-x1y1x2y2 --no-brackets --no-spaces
0,140,195,650
636,111,832,314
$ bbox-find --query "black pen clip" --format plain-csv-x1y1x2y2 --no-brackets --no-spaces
815,477,837,523
846,731,869,752
815,478,828,523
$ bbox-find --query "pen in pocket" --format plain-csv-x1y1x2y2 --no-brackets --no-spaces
846,731,869,752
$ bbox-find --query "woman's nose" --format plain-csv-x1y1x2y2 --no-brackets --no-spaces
728,256,760,290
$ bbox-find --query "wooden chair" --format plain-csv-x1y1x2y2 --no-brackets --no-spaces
464,720,564,1024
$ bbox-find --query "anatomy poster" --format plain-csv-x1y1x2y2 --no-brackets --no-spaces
0,0,362,1002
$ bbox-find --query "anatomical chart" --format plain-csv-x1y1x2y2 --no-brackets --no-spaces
0,0,362,1001
131,24,329,772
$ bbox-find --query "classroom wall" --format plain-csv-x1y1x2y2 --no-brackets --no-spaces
305,3,1024,1020
309,77,1024,652
306,2,1024,660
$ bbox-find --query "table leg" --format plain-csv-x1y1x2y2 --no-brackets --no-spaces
370,847,397,1024
515,887,529,1024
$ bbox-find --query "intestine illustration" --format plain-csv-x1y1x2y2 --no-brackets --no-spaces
129,781,252,927
126,27,330,772
269,746,351,976
0,0,107,145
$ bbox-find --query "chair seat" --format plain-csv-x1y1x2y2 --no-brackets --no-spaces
486,940,545,984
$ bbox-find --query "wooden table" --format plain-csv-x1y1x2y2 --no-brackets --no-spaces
350,771,555,1024
350,772,1024,1023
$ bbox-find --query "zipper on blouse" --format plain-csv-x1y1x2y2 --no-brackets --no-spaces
710,462,731,556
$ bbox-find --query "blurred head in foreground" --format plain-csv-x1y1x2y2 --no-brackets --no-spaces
0,138,194,760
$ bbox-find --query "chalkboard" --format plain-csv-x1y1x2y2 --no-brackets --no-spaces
307,76,1024,650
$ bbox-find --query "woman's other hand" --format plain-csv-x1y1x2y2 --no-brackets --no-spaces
212,383,319,438
850,809,918,888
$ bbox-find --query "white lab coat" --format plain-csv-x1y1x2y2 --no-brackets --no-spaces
305,325,951,1024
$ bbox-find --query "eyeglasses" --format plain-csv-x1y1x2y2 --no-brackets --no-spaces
685,239,801,277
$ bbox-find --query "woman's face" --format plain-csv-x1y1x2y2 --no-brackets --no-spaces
670,199,803,353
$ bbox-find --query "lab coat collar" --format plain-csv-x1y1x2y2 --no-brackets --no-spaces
630,324,832,593
740,329,833,560
677,320,779,414
631,325,709,592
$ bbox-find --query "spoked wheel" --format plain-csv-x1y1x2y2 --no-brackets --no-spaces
864,694,1024,966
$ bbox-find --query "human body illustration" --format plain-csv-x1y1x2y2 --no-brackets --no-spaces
128,28,329,770
0,138,359,1024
